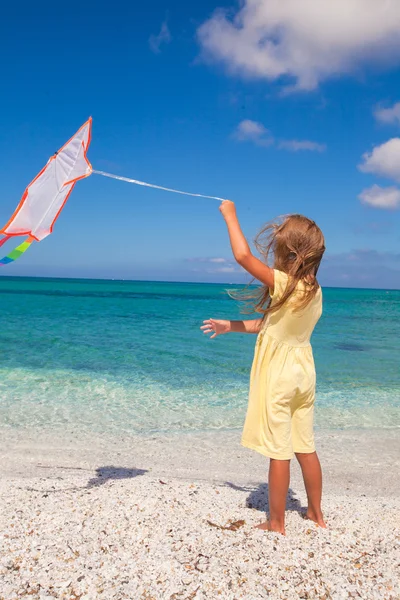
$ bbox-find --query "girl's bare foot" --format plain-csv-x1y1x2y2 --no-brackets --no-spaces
304,509,327,528
254,521,286,535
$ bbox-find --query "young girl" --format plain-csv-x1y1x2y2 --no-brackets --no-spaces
201,200,326,535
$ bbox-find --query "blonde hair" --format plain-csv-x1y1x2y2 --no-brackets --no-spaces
232,214,325,315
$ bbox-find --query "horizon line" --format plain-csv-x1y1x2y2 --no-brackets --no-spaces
0,273,398,292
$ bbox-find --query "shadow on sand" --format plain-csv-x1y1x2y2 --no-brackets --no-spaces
27,464,148,494
86,465,148,488
224,481,305,516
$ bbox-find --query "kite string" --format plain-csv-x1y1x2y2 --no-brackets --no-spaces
92,169,226,202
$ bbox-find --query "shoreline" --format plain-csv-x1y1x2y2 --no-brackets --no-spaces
1,427,399,496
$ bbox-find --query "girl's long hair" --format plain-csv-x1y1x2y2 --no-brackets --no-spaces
231,214,325,315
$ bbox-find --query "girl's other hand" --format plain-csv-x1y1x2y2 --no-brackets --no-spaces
219,200,237,221
200,319,231,339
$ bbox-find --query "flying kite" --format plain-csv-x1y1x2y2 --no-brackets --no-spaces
0,118,224,266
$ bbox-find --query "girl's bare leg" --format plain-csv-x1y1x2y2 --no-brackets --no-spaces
295,451,326,528
255,458,290,535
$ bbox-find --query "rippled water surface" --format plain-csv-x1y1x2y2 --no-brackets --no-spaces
0,277,398,434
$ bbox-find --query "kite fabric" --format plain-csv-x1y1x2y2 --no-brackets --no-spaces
0,117,226,267
0,118,92,240
0,118,92,266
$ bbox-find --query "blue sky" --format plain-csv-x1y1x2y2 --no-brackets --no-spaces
0,0,399,288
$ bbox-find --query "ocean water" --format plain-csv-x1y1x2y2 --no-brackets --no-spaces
0,277,399,436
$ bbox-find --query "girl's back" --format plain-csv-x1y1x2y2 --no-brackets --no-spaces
266,269,322,348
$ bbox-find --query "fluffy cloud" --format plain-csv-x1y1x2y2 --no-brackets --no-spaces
149,21,171,54
233,120,325,152
198,0,400,91
374,102,400,125
233,119,274,147
278,140,326,153
358,138,400,182
358,139,400,209
359,185,400,209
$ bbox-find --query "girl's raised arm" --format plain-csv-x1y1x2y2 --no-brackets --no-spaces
219,201,274,289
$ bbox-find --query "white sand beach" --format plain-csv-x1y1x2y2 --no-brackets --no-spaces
0,428,399,599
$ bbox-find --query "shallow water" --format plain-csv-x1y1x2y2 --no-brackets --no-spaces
0,277,398,435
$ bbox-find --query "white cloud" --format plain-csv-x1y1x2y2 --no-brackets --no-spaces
233,120,325,152
149,21,171,54
187,257,228,263
233,119,274,147
278,140,326,152
198,0,400,91
358,139,400,209
213,266,236,273
186,257,245,275
359,185,400,209
374,102,400,125
358,138,400,182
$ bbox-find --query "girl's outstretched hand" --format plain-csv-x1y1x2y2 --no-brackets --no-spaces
219,200,237,221
200,319,231,339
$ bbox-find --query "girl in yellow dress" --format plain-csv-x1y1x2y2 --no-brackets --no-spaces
201,200,326,535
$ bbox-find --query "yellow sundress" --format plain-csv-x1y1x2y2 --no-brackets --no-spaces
241,269,322,460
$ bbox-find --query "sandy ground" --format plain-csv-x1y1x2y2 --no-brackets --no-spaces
0,428,399,599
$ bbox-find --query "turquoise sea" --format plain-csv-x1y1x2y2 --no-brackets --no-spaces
0,277,399,435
